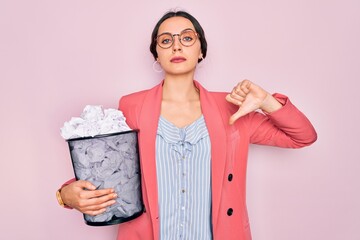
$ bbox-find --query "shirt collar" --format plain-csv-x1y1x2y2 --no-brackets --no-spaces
157,115,209,145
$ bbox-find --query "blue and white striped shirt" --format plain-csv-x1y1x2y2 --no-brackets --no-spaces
156,115,212,240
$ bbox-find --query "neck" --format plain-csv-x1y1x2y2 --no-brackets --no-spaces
162,75,199,102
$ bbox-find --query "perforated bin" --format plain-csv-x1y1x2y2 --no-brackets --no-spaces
67,130,143,226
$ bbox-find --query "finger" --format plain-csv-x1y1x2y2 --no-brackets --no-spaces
230,90,245,102
81,198,117,212
79,188,115,200
91,199,117,210
239,80,251,95
78,192,117,209
91,188,115,198
88,192,118,205
77,192,117,210
226,94,242,106
233,80,250,97
83,208,107,216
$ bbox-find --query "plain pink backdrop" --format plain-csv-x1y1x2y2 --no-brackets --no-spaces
1,0,359,239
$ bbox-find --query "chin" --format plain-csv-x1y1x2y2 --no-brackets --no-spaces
167,69,196,76
165,65,196,75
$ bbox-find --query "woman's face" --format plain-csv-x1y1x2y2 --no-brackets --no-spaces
156,17,202,76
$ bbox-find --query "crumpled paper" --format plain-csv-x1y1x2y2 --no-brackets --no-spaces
60,105,131,140
62,105,142,224
68,132,142,223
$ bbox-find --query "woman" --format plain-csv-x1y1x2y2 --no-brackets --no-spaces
58,10,317,240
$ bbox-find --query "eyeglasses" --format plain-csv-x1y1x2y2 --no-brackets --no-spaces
156,28,199,49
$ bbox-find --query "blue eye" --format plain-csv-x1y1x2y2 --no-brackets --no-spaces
182,36,193,42
162,38,172,44
180,30,197,44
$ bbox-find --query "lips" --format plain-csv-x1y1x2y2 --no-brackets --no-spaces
170,56,186,63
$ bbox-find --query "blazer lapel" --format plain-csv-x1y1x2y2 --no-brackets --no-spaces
138,82,163,227
195,81,227,228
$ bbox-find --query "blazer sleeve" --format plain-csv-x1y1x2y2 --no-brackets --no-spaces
59,178,76,209
246,93,317,148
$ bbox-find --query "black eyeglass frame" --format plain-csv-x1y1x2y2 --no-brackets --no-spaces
156,28,199,49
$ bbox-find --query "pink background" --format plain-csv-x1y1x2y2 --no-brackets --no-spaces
1,0,359,239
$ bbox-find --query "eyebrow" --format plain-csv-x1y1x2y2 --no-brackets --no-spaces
157,28,195,36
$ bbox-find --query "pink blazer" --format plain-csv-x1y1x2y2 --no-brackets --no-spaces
116,80,317,240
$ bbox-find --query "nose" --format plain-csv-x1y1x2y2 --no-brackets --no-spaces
172,34,182,52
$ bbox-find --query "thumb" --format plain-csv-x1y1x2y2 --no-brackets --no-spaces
229,108,247,125
77,180,96,190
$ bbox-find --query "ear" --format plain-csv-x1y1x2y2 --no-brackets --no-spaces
198,53,203,60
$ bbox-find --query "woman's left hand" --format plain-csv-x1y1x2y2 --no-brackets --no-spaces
225,80,282,124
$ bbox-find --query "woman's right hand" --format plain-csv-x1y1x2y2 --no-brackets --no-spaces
60,180,117,216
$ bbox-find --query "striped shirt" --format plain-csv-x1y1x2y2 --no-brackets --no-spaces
156,115,212,240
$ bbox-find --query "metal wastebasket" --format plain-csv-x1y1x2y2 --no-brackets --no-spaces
67,130,143,226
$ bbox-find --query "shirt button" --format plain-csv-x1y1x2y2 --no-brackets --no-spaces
182,189,185,193
181,206,185,210
182,172,186,176
227,208,233,216
228,173,233,181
